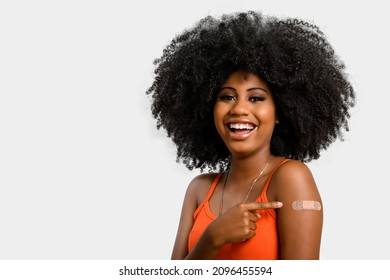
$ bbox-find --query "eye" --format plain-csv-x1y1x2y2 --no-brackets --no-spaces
217,94,235,101
249,96,265,102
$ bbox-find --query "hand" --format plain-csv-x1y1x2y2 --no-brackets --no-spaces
207,201,283,247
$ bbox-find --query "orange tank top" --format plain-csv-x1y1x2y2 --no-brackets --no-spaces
188,159,290,260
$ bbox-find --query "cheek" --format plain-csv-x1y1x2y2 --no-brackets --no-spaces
213,104,226,134
257,106,277,122
213,109,220,126
213,103,224,121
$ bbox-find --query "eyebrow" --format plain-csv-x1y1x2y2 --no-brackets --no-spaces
219,86,270,94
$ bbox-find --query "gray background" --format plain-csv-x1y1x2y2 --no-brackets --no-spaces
1,0,389,259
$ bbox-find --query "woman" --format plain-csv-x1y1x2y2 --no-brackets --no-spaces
146,11,355,259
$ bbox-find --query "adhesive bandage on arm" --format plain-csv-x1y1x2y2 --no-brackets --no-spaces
292,200,322,211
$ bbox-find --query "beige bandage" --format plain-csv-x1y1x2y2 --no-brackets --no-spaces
292,200,322,211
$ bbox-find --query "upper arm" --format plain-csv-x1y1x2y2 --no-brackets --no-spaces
170,174,213,260
270,160,323,259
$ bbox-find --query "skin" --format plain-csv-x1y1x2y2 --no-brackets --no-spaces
171,71,323,260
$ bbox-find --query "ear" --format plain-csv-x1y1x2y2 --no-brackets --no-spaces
275,118,280,124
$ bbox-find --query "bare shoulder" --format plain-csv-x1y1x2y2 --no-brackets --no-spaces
268,159,320,201
270,160,323,259
274,159,315,183
185,173,220,206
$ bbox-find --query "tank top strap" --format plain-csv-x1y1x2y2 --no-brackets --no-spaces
205,173,223,201
260,158,291,198
193,173,223,218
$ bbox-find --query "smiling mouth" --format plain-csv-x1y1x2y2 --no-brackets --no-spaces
227,123,256,134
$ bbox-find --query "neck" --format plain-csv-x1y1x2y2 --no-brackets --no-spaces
228,151,272,185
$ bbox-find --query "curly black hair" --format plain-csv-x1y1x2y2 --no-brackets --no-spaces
146,11,355,172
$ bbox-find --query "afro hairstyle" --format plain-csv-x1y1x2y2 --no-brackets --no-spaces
146,11,355,172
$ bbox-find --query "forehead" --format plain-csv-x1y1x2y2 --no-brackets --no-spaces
222,71,270,91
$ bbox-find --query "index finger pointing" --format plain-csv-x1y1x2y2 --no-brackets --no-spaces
244,201,283,211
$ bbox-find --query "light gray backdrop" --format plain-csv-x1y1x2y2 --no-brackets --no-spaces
0,0,388,259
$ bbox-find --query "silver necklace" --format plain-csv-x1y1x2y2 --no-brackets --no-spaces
218,156,272,216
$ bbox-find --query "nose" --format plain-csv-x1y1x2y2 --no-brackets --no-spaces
229,97,250,115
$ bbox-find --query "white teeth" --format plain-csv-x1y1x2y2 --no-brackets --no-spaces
229,123,254,130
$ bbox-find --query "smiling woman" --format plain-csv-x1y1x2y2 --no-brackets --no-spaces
146,11,355,260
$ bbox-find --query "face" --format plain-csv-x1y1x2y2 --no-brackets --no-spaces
214,71,278,157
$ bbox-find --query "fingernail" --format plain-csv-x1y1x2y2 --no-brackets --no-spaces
275,202,283,207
